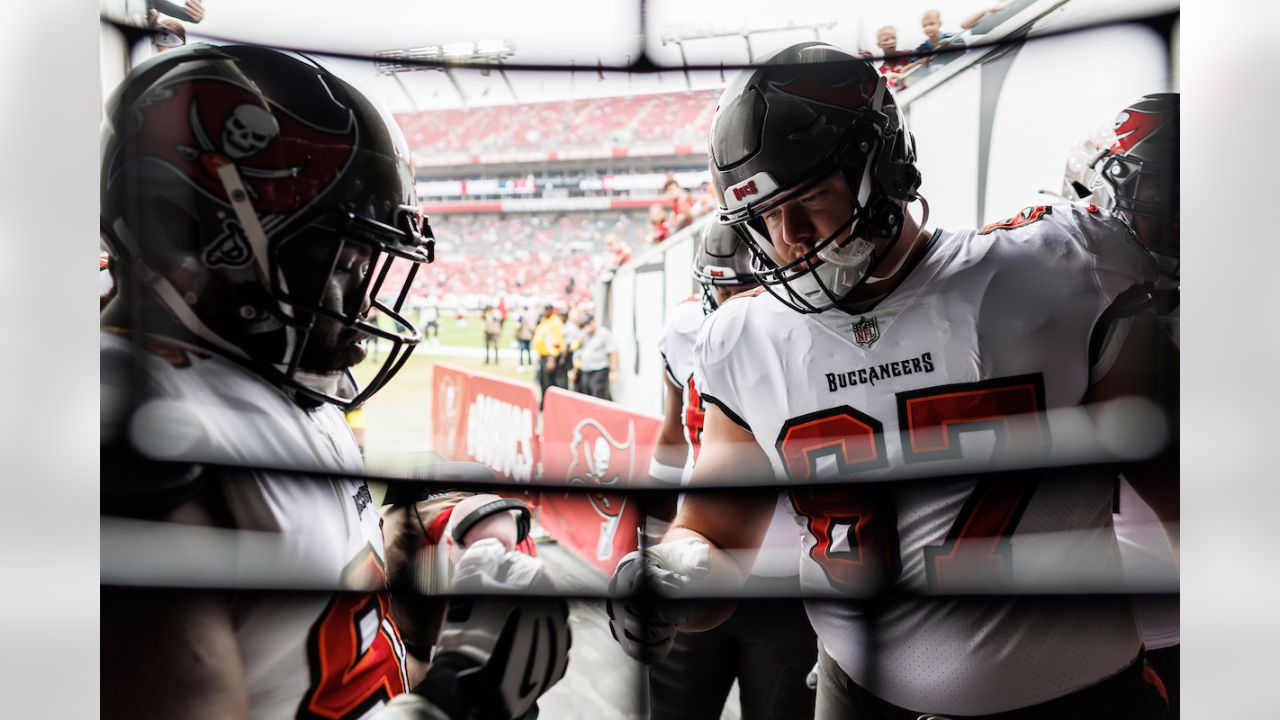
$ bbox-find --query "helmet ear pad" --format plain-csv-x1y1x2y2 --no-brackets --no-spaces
834,123,919,241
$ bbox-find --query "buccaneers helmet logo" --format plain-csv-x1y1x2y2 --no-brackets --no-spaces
1110,108,1166,155
129,78,357,216
769,72,879,113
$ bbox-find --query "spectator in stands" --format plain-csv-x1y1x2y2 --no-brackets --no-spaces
873,26,916,87
663,179,695,230
646,203,671,244
148,9,187,52
571,314,618,400
515,308,535,371
915,10,967,72
482,305,502,364
691,181,717,219
604,234,632,268
532,304,566,406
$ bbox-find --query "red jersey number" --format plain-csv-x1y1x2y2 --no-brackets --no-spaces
775,376,1048,593
897,375,1048,589
777,407,898,592
298,549,408,720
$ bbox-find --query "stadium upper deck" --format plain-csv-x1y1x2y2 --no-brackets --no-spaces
395,89,720,168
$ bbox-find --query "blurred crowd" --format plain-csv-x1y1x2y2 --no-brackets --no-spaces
401,211,645,310
396,90,719,155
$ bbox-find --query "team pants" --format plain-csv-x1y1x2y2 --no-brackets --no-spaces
649,594,817,720
815,643,1169,720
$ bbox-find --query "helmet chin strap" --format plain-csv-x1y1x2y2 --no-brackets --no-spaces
110,219,249,359
291,368,347,398
216,162,298,363
863,195,929,287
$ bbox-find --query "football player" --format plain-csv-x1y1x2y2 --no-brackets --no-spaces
634,221,816,720
1064,93,1179,345
1064,93,1181,714
612,42,1175,718
100,45,566,720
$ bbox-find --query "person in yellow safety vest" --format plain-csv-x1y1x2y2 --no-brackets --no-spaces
531,304,566,407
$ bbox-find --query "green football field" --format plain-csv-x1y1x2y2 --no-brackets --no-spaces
350,317,538,473
419,312,527,349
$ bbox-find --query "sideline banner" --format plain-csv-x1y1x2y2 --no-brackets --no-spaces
430,363,539,485
537,388,661,575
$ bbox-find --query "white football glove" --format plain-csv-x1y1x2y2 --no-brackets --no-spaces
450,538,545,594
400,538,568,720
606,538,711,664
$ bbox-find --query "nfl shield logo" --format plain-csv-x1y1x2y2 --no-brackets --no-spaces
851,316,879,348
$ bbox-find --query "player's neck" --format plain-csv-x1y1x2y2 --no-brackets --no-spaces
842,213,933,309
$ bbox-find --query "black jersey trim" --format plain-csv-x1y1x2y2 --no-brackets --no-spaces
699,393,751,431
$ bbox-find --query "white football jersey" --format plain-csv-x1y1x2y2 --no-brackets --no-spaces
102,330,409,720
659,296,801,578
658,296,709,460
694,203,1158,714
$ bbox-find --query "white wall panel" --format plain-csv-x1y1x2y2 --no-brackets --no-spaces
906,66,983,231
984,24,1170,224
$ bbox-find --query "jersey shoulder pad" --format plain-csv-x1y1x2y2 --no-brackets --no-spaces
979,204,1054,235
695,289,756,370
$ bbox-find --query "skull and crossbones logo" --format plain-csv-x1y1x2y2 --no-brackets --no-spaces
221,104,280,159
175,98,303,183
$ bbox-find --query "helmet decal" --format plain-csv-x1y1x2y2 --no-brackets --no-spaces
768,72,879,112
202,218,253,268
129,78,357,216
1110,108,1166,155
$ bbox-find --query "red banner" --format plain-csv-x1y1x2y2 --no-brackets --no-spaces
430,363,539,485
536,388,662,575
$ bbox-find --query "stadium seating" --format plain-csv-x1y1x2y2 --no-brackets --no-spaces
394,90,720,154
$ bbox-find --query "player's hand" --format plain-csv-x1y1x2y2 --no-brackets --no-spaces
451,537,544,594
415,593,570,720
185,0,204,22
606,538,711,664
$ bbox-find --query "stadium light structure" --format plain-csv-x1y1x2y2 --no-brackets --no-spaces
660,21,838,87
374,40,519,106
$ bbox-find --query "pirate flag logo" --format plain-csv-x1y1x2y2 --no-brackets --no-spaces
566,419,637,560
118,77,358,267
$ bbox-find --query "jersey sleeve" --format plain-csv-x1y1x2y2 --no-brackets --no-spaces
101,331,209,519
992,202,1157,308
978,203,1158,400
692,297,752,430
657,300,703,389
